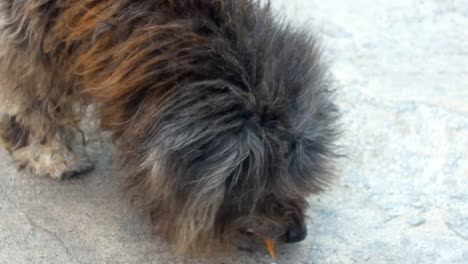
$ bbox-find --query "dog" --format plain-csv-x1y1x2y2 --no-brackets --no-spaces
0,0,339,257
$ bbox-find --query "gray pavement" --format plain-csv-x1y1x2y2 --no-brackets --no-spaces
1,0,468,263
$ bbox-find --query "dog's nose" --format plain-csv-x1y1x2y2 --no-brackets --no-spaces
284,226,307,243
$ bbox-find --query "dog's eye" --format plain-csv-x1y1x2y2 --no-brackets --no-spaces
289,140,298,152
239,228,255,237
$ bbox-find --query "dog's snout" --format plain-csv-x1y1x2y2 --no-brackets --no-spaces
283,226,307,243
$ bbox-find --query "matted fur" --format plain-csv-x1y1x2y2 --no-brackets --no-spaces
0,0,339,256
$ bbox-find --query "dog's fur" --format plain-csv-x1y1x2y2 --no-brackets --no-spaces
0,0,339,256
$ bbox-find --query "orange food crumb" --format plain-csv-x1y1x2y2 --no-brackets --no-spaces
265,239,276,259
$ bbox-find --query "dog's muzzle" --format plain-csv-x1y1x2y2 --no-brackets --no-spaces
282,224,308,243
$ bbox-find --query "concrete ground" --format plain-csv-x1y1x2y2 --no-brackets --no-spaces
1,0,467,263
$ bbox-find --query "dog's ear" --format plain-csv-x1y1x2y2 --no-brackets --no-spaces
170,133,245,251
136,80,255,254
146,129,249,255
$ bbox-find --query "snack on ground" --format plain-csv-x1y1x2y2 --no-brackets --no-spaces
265,239,276,259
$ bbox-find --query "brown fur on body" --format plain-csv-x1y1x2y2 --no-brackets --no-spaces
0,0,339,256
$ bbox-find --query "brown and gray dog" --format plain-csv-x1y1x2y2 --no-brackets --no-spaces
0,0,339,257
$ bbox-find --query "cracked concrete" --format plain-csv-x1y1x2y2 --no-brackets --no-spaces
24,215,82,264
1,0,468,263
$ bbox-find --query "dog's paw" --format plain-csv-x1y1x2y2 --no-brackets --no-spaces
0,116,29,153
12,143,94,180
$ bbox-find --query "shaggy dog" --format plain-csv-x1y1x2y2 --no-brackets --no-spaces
0,0,339,257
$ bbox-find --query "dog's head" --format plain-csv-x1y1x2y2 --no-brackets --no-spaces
123,73,338,255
